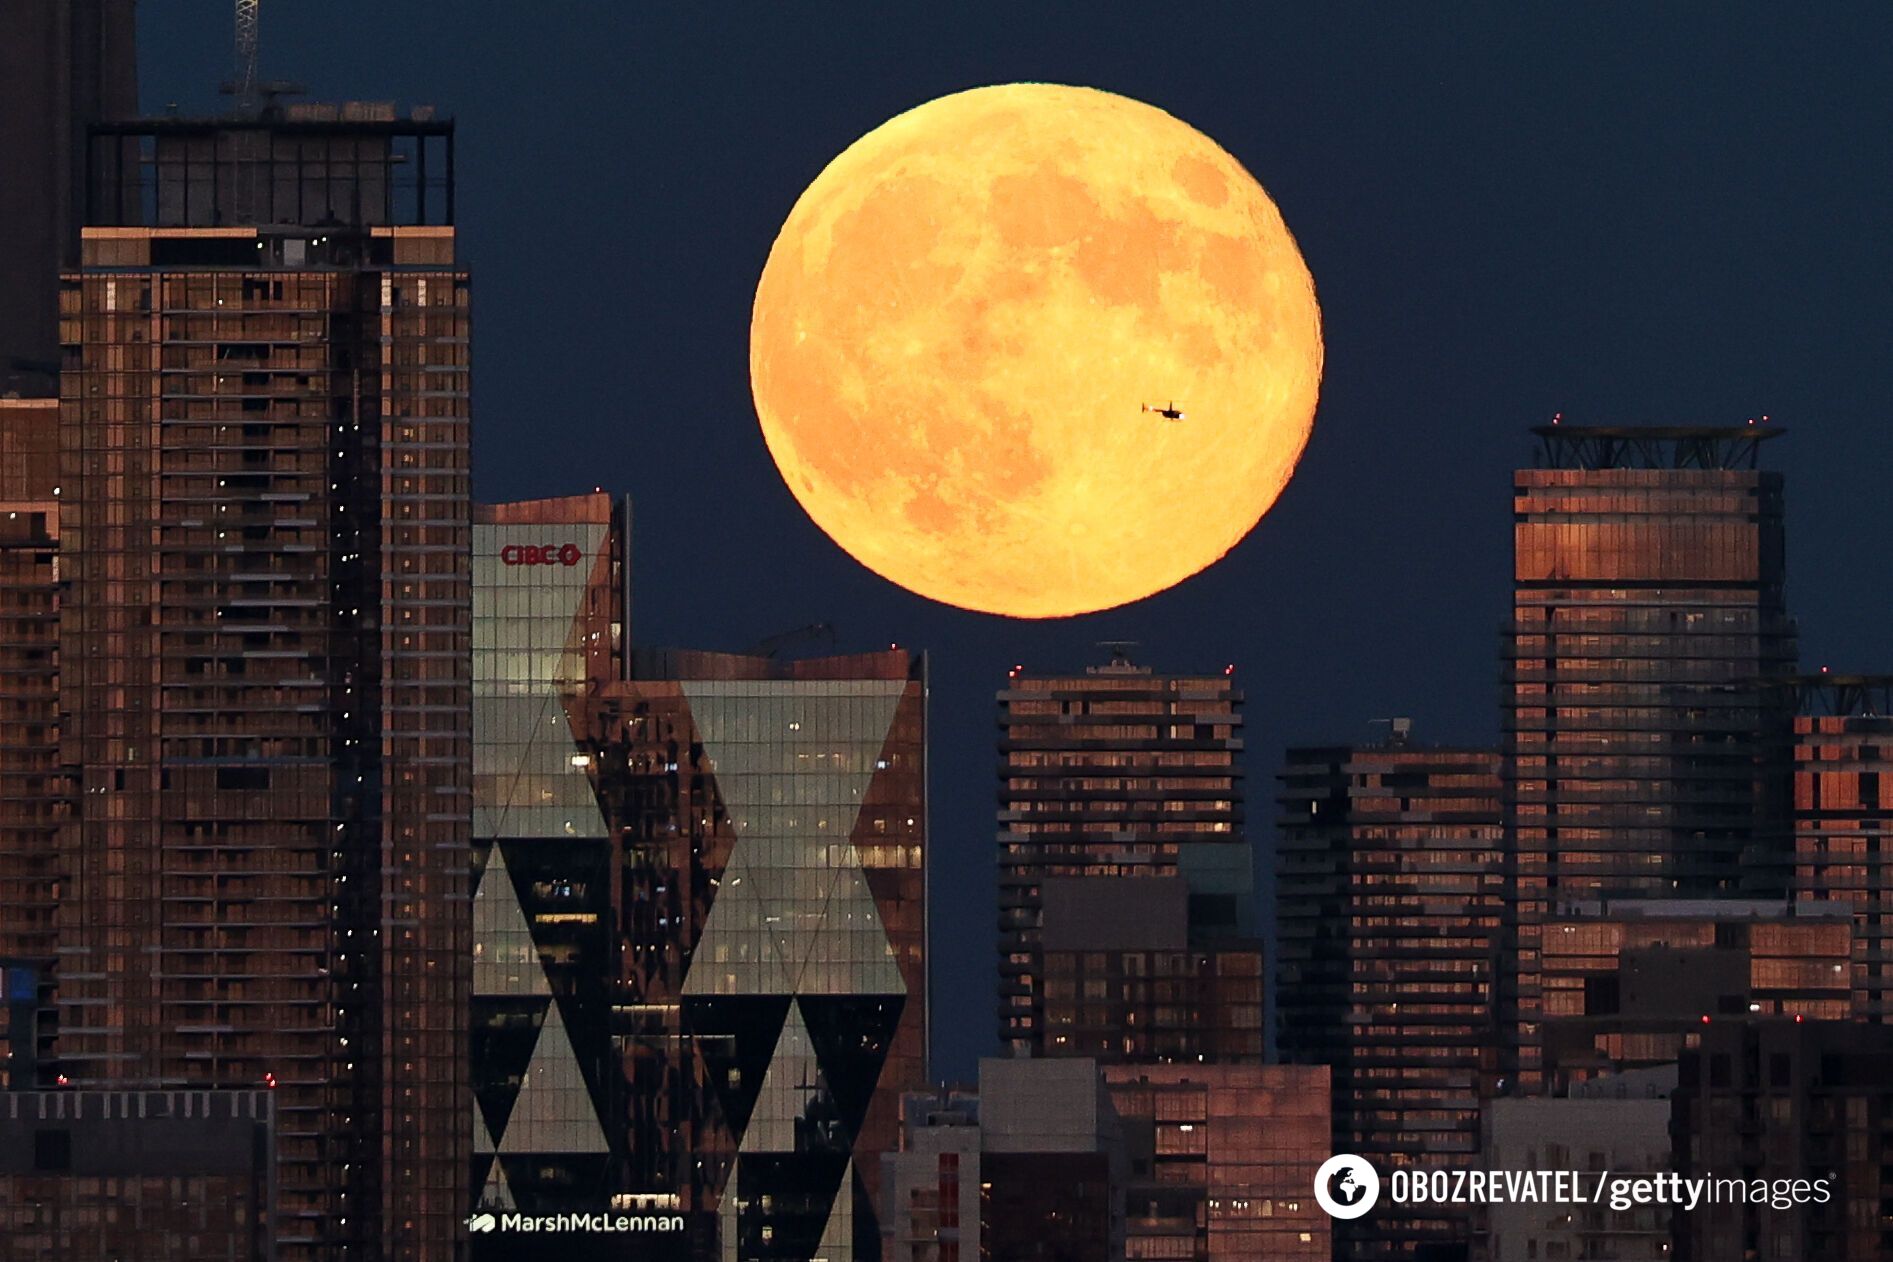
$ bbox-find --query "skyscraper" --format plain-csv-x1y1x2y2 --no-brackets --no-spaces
618,647,926,1261
1788,674,1893,1023
55,105,470,1259
992,650,1288,1262
0,0,137,395
469,508,926,1261
1276,731,1504,1259
470,493,657,1249
996,649,1256,1059
1503,424,1797,1090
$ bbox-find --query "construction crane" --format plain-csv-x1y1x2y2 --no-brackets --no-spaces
235,0,260,115
224,1,301,116
747,623,836,660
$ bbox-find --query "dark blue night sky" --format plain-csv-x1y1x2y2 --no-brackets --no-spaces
138,2,1893,1081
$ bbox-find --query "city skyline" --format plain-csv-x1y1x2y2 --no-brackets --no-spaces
7,7,1893,1260
124,5,1893,1082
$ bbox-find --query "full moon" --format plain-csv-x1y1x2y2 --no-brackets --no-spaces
750,84,1322,618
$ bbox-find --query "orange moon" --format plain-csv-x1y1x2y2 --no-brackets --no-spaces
750,84,1322,618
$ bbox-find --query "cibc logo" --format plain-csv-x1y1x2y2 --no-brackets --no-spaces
500,542,583,567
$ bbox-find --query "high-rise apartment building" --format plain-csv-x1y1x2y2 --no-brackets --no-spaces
0,397,64,1081
997,649,1255,1059
55,107,470,1259
469,515,926,1261
0,0,137,394
1276,732,1503,1259
1788,675,1893,1023
1503,425,1797,1089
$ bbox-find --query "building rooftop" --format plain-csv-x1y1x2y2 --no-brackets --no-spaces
86,106,455,229
1530,423,1783,471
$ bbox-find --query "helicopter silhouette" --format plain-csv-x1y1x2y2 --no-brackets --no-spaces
1141,401,1186,422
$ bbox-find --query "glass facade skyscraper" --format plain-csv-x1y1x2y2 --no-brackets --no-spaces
470,493,629,1245
472,502,925,1259
1503,425,1797,1090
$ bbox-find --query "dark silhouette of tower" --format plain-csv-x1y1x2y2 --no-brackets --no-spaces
0,0,138,395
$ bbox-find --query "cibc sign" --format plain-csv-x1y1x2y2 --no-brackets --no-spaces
501,542,584,567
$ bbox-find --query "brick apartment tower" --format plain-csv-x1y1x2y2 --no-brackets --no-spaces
992,651,1289,1262
55,108,471,1259
997,649,1260,1061
1277,732,1503,1259
1502,425,1796,1091
1789,674,1893,1024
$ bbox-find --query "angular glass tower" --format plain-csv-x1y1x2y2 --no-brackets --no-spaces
472,503,925,1260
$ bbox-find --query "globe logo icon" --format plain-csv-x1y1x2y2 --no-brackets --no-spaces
1314,1154,1380,1219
